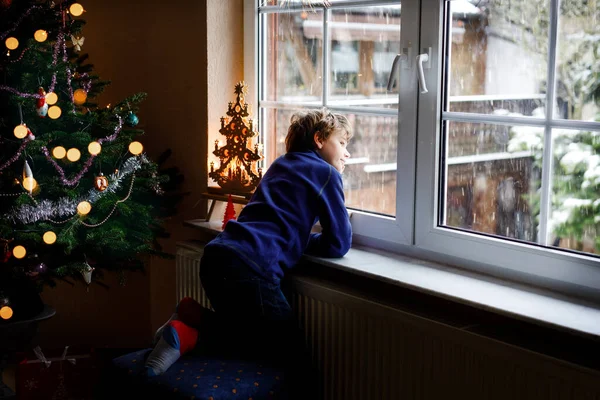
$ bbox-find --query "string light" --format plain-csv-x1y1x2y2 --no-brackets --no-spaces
69,3,85,17
12,245,26,259
129,141,143,155
77,201,91,215
73,88,87,105
80,174,136,228
88,141,101,155
52,146,66,159
45,92,58,105
0,306,13,320
11,156,147,225
40,115,123,187
66,148,81,162
48,105,62,119
14,124,28,139
34,30,48,42
22,177,37,192
5,37,18,50
43,231,57,244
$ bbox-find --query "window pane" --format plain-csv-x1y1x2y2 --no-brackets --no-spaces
555,0,600,121
442,121,539,242
549,128,600,256
263,107,397,216
344,114,397,216
446,0,548,117
327,5,401,109
264,1,355,5
263,11,324,103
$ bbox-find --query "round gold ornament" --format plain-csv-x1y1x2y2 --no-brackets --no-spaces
94,174,109,191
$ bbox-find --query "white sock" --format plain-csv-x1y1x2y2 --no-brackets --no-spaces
153,312,178,345
145,335,181,376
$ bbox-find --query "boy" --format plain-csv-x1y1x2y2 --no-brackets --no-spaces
146,108,352,398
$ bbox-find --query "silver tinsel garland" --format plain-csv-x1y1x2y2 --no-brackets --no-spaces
7,154,150,224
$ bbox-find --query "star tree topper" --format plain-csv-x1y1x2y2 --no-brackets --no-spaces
209,82,263,194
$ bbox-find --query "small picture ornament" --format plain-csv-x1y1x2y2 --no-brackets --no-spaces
94,174,109,191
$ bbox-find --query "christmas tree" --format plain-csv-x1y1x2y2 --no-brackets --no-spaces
0,0,175,322
221,194,236,229
209,82,263,194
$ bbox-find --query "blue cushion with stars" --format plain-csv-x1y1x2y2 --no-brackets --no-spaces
112,348,287,399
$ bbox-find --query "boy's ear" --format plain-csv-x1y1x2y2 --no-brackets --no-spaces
313,131,324,149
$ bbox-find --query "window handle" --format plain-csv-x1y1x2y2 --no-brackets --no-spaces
386,53,406,91
417,49,431,94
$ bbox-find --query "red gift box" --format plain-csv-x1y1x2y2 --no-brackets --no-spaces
15,346,99,400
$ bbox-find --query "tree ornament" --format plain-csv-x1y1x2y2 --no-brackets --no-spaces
1,239,12,263
22,160,36,194
222,194,237,229
81,262,94,284
13,124,33,139
125,111,139,127
94,173,109,191
70,35,85,52
36,87,48,117
209,82,263,194
0,0,12,10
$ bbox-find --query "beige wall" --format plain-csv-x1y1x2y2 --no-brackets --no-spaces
37,0,246,349
207,0,246,175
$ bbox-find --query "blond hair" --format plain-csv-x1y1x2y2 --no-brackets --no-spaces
285,108,352,153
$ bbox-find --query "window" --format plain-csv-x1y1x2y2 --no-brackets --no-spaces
253,0,600,297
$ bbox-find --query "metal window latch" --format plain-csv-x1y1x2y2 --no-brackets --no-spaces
386,47,412,91
417,47,432,94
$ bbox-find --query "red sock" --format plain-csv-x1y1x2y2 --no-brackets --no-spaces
176,297,205,329
168,320,198,355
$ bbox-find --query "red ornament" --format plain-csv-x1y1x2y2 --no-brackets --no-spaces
36,87,48,117
222,194,237,229
0,0,12,9
1,249,10,263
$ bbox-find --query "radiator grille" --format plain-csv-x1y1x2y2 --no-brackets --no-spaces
176,244,600,400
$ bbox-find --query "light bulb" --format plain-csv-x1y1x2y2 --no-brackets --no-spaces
0,306,13,320
22,177,38,192
14,124,28,139
88,141,101,155
67,148,81,162
128,141,143,155
5,37,18,50
48,105,62,119
12,245,26,259
34,30,48,42
52,146,66,159
69,3,84,16
77,201,91,215
45,92,58,105
43,231,57,245
73,89,87,105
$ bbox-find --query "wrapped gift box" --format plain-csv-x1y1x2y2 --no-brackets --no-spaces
15,346,99,400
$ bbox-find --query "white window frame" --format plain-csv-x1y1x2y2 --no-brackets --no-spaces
248,0,600,300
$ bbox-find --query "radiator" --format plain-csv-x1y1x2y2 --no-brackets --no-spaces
176,243,600,400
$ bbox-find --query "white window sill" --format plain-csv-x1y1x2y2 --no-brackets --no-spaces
184,219,600,340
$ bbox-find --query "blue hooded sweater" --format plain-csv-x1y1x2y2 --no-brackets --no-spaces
206,150,352,283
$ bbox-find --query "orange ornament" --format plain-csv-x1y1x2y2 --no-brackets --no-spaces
94,174,109,191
